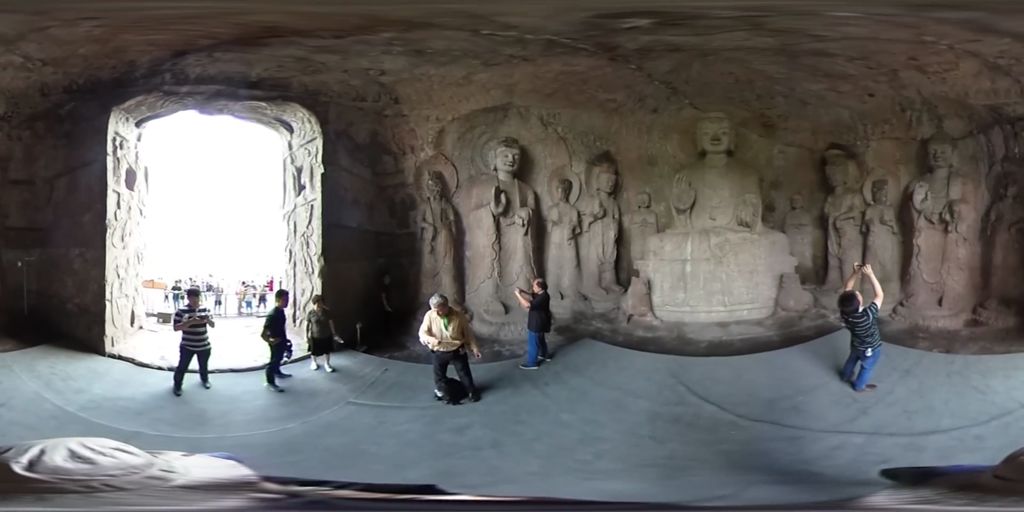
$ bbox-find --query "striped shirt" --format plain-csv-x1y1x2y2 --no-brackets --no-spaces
841,301,882,351
174,306,211,350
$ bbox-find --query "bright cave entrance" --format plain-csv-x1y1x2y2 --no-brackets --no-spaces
109,110,293,370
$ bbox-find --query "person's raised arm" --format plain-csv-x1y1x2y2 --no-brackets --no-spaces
862,264,884,308
514,288,531,310
843,263,863,292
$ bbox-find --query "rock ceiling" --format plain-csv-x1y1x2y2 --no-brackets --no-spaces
3,1,1024,142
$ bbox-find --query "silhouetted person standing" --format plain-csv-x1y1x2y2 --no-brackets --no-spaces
172,288,216,396
838,263,885,392
514,278,552,370
261,289,293,392
418,293,482,403
307,294,344,373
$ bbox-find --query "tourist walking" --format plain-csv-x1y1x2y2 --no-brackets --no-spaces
514,278,552,370
418,293,482,403
172,288,216,396
307,294,344,372
837,263,885,392
261,289,293,392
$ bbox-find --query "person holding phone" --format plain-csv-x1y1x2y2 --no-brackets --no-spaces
172,287,216,397
514,278,552,370
837,262,885,392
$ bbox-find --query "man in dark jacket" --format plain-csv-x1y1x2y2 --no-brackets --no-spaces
514,278,552,370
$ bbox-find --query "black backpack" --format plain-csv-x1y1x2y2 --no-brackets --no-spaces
435,377,468,405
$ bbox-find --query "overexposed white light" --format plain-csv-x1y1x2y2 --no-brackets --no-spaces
138,110,286,286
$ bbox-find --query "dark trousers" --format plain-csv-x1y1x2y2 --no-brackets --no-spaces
432,348,476,396
266,341,286,385
173,346,210,389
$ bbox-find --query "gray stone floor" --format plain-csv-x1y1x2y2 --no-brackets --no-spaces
3,331,1024,507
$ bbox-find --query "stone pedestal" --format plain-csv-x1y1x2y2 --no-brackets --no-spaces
638,229,796,322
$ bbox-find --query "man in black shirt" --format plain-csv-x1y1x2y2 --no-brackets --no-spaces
837,263,884,393
261,289,293,392
514,278,552,370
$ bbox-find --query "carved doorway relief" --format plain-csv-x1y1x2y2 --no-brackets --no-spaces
103,92,324,353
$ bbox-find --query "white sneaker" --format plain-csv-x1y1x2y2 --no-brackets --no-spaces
325,365,335,373
310,359,319,371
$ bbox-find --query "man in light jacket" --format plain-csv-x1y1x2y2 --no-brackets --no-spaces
418,293,482,403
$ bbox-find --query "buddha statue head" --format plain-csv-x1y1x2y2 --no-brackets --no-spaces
790,193,805,211
636,191,652,210
927,133,955,171
489,137,522,176
696,113,734,156
425,171,445,199
555,178,572,202
589,151,619,195
824,147,855,190
871,179,890,206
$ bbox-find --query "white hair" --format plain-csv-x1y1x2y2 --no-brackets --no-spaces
428,293,449,309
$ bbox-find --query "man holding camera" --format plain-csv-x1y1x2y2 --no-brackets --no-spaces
172,287,216,397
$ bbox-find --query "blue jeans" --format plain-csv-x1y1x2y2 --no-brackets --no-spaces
525,331,549,367
841,345,881,391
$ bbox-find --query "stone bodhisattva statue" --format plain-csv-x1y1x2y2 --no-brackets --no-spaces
822,148,865,291
894,134,982,326
638,113,796,322
782,193,814,284
546,178,583,304
976,170,1024,324
463,137,538,321
861,178,901,304
419,171,460,306
626,191,659,273
580,152,625,299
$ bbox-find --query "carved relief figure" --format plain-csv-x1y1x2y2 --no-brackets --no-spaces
463,137,537,319
546,178,583,303
895,134,980,320
941,198,981,314
419,171,459,305
782,193,814,283
626,191,659,271
861,179,901,298
581,152,624,297
641,112,796,323
670,113,762,232
822,148,865,290
982,172,1024,308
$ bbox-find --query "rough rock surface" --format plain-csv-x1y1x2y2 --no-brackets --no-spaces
4,2,1024,352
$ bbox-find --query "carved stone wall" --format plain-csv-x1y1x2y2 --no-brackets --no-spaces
104,108,149,351
103,92,327,351
8,5,1024,346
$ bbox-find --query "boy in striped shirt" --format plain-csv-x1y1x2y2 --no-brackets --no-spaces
837,263,884,393
172,287,216,397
